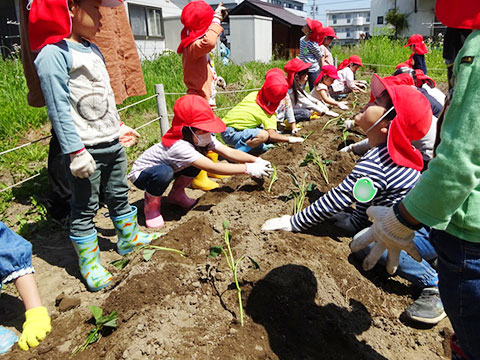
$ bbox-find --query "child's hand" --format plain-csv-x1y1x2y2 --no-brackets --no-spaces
18,306,51,351
214,3,228,21
261,215,292,231
119,124,141,147
338,102,349,110
69,148,96,178
246,162,273,178
288,136,305,144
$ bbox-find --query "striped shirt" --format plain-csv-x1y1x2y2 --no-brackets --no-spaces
299,36,322,72
291,144,420,232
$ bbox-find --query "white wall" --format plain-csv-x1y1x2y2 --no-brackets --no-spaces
229,15,272,64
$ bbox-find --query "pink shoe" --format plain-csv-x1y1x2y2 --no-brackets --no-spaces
144,192,164,228
167,176,197,209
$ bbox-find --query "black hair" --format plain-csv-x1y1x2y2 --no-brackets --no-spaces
181,126,209,155
393,67,417,84
291,69,309,105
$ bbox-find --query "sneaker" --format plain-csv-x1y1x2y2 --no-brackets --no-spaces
0,326,17,354
404,287,447,325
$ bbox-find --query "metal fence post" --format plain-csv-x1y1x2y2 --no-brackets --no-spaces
154,84,170,135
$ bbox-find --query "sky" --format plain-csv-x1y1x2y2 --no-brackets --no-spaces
306,0,371,24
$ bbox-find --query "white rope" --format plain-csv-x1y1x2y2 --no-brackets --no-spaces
134,116,162,131
164,87,262,96
117,93,158,112
362,62,446,71
0,173,42,193
0,135,52,156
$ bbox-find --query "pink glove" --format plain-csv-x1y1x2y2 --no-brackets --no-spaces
119,123,140,147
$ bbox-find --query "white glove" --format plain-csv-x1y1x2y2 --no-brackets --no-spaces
343,120,355,129
216,76,226,90
254,157,271,167
291,127,300,135
350,206,421,274
119,124,140,147
245,162,273,178
325,110,340,117
288,136,305,144
69,148,96,178
338,102,349,110
261,215,293,232
339,144,353,153
329,211,359,234
214,3,228,21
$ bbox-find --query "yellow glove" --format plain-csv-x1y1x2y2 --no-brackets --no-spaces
18,306,51,351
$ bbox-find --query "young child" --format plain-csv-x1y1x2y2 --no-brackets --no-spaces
284,58,337,122
405,34,428,74
30,0,158,292
319,26,337,66
276,94,298,134
129,95,273,228
299,18,325,91
0,222,51,353
221,68,304,153
330,55,367,97
310,65,349,111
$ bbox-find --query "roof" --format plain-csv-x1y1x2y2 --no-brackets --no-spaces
325,8,370,15
229,0,306,27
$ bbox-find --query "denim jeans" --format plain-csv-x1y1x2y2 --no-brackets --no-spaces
133,165,200,197
354,227,438,288
307,69,320,92
431,229,480,359
0,221,34,285
293,108,312,122
221,126,261,148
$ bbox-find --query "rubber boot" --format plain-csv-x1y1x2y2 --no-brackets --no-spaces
144,192,164,229
192,170,219,191
70,231,112,291
112,206,160,256
168,175,197,208
206,151,230,179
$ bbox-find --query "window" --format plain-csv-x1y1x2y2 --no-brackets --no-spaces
128,3,164,39
377,16,384,25
346,32,351,38
347,18,351,23
333,20,337,24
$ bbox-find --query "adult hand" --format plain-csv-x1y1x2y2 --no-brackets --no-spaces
338,102,349,110
214,3,228,21
119,124,140,147
18,307,51,351
350,206,421,274
245,162,273,178
261,215,293,231
69,148,96,178
288,136,305,144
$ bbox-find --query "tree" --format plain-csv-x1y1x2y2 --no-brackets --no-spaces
385,8,409,39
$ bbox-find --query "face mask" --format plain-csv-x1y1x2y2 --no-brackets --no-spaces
190,128,212,147
365,106,395,134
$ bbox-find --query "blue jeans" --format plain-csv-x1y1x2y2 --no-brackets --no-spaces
431,229,480,359
221,126,261,148
355,227,438,288
0,222,34,285
133,165,200,197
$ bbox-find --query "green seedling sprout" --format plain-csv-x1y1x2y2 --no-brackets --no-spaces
110,244,185,270
286,170,315,214
300,147,330,184
352,93,359,110
209,220,260,327
302,130,315,140
267,164,278,193
72,306,117,357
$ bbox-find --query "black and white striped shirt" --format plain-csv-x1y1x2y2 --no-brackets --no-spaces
291,144,420,232
299,36,322,72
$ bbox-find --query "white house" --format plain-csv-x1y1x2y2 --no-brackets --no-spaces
370,0,437,37
325,8,370,45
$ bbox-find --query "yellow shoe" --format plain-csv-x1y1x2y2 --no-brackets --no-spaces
192,170,220,191
310,111,322,120
206,151,230,179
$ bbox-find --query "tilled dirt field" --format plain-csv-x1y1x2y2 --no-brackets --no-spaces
1,92,452,359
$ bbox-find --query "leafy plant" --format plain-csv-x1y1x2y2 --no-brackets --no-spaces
267,164,278,193
110,244,185,270
287,170,316,214
385,8,409,39
302,130,315,140
301,147,330,185
209,220,260,327
72,306,117,357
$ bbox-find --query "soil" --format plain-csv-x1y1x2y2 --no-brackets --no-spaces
1,91,452,360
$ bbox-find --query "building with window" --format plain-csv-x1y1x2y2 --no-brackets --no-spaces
325,8,370,45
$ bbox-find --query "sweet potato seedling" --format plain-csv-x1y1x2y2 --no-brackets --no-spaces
209,220,260,327
301,147,330,184
111,244,185,270
286,170,316,214
72,306,117,357
267,163,278,193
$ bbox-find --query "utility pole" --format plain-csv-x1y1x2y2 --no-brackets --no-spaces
312,0,316,19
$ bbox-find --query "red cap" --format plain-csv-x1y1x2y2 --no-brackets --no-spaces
322,26,337,38
162,95,226,147
306,18,325,44
435,0,480,29
414,69,436,88
404,34,428,55
395,61,412,69
284,58,312,87
337,55,363,70
314,65,339,85
28,0,123,52
177,0,214,54
256,68,289,115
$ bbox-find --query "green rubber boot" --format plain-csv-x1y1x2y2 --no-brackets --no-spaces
112,206,160,255
70,231,112,291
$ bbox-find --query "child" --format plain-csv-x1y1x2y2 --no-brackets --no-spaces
0,222,51,353
299,18,325,91
330,55,367,97
310,65,349,111
284,58,337,122
405,34,428,74
129,95,273,228
221,68,304,153
276,94,298,134
319,26,337,66
30,0,158,292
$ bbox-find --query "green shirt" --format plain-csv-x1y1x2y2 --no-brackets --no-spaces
222,91,277,130
403,30,480,243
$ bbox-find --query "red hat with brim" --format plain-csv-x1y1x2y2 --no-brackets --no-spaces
314,64,339,85
414,69,436,88
162,95,226,147
256,68,289,115
349,55,363,67
404,34,428,55
396,61,413,69
28,0,123,52
177,0,214,54
435,0,480,29
284,58,312,87
371,74,432,170
306,18,325,44
323,26,337,38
